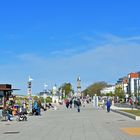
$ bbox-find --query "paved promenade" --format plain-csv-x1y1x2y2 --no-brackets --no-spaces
0,104,140,140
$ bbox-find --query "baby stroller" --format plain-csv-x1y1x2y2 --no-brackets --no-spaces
16,112,27,122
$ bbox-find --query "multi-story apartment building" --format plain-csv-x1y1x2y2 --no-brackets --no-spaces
115,72,140,97
127,72,139,95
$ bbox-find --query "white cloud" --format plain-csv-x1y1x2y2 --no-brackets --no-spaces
125,36,140,41
50,49,78,55
17,53,47,64
1,33,140,94
50,47,88,57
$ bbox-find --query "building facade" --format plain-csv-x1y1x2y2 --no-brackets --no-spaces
115,72,140,97
101,85,115,95
127,73,140,95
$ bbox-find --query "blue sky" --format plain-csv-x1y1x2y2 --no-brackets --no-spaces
0,0,140,94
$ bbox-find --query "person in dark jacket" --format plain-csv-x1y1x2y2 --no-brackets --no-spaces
66,99,70,108
74,99,77,108
76,99,81,112
69,99,73,108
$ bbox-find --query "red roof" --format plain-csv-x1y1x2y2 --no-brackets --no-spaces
128,73,139,78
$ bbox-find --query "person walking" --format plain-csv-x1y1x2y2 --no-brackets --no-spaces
66,99,70,109
106,99,111,112
74,98,77,108
69,99,73,108
76,99,81,112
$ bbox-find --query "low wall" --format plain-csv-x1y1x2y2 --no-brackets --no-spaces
111,109,140,120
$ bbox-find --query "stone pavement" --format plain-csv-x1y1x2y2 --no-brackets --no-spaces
0,104,140,140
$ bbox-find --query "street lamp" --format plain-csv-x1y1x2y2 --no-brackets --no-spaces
27,75,33,114
43,83,48,109
59,88,62,100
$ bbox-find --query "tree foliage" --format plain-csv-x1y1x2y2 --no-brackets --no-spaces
114,87,125,99
82,81,108,97
59,83,73,97
106,92,114,97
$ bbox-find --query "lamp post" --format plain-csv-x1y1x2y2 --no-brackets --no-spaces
27,76,33,114
43,83,48,109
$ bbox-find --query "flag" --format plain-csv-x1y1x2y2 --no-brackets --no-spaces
44,83,48,88
29,75,34,81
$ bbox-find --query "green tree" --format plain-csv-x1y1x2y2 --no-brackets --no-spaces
115,87,125,99
46,97,52,103
106,92,114,97
82,81,108,97
59,83,73,97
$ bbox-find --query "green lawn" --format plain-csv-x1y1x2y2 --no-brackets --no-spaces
121,110,140,116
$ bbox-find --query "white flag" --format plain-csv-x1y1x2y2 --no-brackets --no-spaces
29,75,34,81
44,83,48,89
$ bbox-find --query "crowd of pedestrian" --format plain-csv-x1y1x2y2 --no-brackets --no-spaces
0,104,28,121
0,95,62,122
0,95,118,123
64,97,90,112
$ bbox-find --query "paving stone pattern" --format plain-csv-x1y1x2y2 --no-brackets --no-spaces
0,104,140,140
